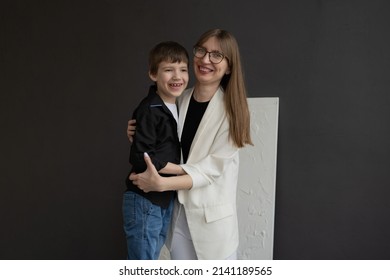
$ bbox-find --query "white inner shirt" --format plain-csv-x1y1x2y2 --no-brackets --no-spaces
164,102,179,123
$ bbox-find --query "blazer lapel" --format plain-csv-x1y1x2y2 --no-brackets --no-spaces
177,88,193,139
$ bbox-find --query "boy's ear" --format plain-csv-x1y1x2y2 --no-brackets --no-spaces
149,71,157,82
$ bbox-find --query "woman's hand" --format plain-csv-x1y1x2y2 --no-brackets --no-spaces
129,153,164,192
127,119,136,143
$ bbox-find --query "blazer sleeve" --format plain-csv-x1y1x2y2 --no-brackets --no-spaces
180,118,239,189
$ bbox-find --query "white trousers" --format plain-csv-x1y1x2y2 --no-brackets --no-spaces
170,202,237,260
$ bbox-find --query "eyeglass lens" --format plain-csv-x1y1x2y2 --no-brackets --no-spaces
194,47,224,64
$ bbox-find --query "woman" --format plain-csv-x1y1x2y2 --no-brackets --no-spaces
128,29,253,260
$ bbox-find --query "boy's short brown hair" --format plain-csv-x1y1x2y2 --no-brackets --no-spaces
149,41,189,75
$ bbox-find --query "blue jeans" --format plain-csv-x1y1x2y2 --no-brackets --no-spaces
122,191,174,260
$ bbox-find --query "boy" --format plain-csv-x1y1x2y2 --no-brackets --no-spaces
123,41,189,259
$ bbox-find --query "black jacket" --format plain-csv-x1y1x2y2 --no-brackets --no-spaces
126,85,180,208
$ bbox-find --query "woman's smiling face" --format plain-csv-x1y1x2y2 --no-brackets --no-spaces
193,36,230,87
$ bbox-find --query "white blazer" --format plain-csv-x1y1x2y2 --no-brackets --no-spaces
168,87,240,260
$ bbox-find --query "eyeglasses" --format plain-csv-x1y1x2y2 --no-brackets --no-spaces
193,46,227,64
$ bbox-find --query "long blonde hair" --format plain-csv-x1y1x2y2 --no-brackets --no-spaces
195,29,253,147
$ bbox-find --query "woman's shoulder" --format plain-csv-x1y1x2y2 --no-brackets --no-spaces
177,87,194,103
183,87,194,95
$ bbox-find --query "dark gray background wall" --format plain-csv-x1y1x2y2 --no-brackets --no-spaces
1,0,389,259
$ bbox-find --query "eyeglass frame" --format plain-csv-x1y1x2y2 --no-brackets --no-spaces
193,46,228,64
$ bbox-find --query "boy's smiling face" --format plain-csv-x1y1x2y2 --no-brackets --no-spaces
149,61,189,104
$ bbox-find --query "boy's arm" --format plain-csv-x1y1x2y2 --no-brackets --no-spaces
130,108,167,172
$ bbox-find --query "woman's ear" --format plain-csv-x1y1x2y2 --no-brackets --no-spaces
225,68,231,75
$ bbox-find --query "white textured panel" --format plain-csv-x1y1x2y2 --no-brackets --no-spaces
160,97,279,260
237,97,279,260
